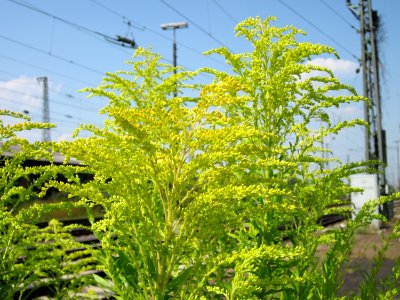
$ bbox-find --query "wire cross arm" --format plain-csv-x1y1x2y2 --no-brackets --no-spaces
104,35,137,49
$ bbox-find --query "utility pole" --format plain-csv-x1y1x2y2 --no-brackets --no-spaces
395,141,400,191
160,22,188,97
347,0,386,194
37,76,50,142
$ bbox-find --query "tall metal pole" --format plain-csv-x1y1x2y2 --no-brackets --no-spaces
367,0,385,188
37,76,51,142
173,28,177,72
173,28,177,97
347,0,386,193
359,0,370,162
395,140,400,191
160,22,188,98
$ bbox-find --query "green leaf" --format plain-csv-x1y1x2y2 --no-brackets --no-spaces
144,252,157,280
114,250,139,289
166,265,195,294
93,273,114,290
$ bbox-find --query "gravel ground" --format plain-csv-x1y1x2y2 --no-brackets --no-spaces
338,200,400,297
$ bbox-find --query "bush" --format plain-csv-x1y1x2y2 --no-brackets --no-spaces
0,111,95,299
1,17,399,299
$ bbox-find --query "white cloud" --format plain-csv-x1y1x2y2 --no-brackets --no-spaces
307,58,359,77
0,76,42,114
340,106,361,115
329,105,363,123
0,76,68,143
57,133,73,142
15,129,43,142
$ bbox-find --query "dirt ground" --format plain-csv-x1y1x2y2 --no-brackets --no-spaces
338,200,400,297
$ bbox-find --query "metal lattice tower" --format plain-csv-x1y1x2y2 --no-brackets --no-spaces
37,76,51,142
347,0,386,193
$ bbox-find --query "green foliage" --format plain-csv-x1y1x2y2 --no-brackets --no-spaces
190,16,373,299
0,111,95,299
1,17,399,299
357,212,400,299
48,16,387,299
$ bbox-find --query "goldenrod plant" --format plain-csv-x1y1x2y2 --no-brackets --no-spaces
50,16,399,299
2,17,400,299
193,16,374,299
0,110,95,299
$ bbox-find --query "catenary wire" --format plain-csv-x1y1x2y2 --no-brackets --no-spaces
4,0,217,89
0,97,103,127
319,0,357,30
211,0,238,23
0,76,104,110
276,0,358,59
10,0,225,72
7,0,216,78
0,34,104,75
159,0,229,49
7,0,129,48
0,86,101,113
8,0,142,59
0,54,97,86
87,0,141,26
87,0,226,67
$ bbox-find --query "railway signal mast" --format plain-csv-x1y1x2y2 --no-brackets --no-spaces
347,0,387,196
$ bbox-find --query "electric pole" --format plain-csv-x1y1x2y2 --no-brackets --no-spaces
395,141,400,191
160,22,188,97
347,0,386,194
37,76,51,142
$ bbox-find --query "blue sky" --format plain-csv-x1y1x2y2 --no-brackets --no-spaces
0,0,399,186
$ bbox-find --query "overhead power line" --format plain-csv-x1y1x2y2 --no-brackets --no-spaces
0,87,99,118
0,100,101,127
0,69,17,78
88,0,138,24
0,34,104,75
319,0,357,30
7,0,137,49
0,62,104,112
0,86,100,113
0,54,96,86
87,0,165,38
0,75,103,109
211,0,238,23
9,0,222,77
87,0,226,67
276,0,358,59
159,0,229,49
0,95,96,123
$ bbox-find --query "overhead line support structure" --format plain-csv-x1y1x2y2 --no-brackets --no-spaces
347,0,387,195
37,76,51,142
